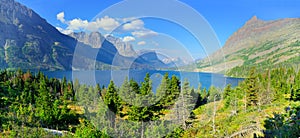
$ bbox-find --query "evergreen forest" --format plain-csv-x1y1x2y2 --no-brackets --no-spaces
0,67,300,137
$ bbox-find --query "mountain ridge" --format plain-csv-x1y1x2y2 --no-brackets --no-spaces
0,0,77,70
69,32,137,57
197,16,300,74
0,0,167,70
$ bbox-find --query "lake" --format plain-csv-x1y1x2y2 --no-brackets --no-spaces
42,70,243,91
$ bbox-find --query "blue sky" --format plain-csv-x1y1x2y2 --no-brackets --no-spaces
16,0,300,61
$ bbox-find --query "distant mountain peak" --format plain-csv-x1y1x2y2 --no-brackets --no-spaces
245,15,264,26
69,31,138,57
0,0,168,70
69,32,105,48
198,17,300,73
250,15,258,21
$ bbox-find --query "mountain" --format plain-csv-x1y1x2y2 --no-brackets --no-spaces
69,32,137,57
197,16,300,74
105,35,137,57
69,32,167,69
0,0,77,70
137,50,166,68
161,57,187,67
0,0,166,70
69,32,105,49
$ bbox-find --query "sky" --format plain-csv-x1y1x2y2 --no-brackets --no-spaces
15,0,300,62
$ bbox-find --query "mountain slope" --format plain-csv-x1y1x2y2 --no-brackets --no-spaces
70,32,167,69
105,35,137,57
197,16,300,74
0,0,167,70
0,0,78,70
69,32,138,58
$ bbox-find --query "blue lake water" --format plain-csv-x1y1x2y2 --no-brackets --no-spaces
42,70,243,91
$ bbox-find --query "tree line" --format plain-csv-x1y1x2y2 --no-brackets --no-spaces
1,66,300,137
188,67,300,137
0,69,209,137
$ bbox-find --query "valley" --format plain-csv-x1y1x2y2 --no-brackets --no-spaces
0,0,300,137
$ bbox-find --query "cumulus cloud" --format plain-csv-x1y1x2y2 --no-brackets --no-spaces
56,27,73,35
56,12,120,33
91,16,120,31
66,16,119,32
55,12,158,39
123,19,144,31
121,17,137,23
67,18,89,30
137,41,146,45
132,30,158,38
56,27,63,32
57,12,65,23
122,36,136,42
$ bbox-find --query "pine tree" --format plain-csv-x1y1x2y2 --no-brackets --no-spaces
194,83,203,109
156,73,170,96
159,75,180,107
207,86,220,102
130,79,140,95
202,88,208,101
20,79,34,105
291,70,300,101
65,81,74,101
96,83,101,97
156,73,170,107
223,84,232,108
170,75,180,103
35,77,53,126
119,77,130,105
128,74,157,138
246,67,258,108
140,73,152,95
73,79,80,100
104,80,121,114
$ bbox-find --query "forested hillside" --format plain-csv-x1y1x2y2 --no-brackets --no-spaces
185,67,300,137
0,68,300,137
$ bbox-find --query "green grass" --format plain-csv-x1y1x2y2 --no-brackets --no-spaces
289,40,300,47
185,99,289,137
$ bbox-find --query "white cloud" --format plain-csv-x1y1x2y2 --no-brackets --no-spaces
62,29,74,35
93,16,120,31
67,18,89,30
56,14,121,33
57,12,65,23
122,36,136,42
55,13,158,39
121,17,137,23
56,12,65,23
56,27,63,32
56,27,73,35
85,22,99,32
123,19,144,31
137,41,146,45
132,30,158,38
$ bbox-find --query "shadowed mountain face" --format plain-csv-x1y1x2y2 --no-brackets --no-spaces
0,0,77,70
0,0,167,70
198,16,300,73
